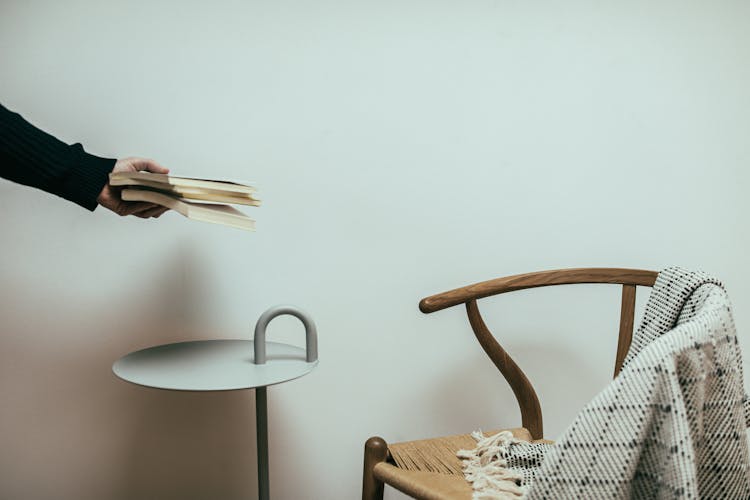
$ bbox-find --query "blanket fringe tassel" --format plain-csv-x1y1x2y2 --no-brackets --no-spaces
457,430,525,499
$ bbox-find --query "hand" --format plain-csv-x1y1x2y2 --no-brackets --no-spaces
97,157,170,218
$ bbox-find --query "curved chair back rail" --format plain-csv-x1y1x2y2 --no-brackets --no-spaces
254,305,318,365
420,267,658,440
419,267,657,313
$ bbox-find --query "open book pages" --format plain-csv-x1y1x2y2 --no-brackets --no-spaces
122,189,255,231
121,184,261,206
109,172,258,198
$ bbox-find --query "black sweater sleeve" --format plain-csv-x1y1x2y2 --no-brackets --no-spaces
0,103,116,211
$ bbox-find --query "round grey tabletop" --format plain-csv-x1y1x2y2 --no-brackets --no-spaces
112,339,318,391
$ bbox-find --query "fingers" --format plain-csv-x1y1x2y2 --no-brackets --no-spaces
116,201,155,216
135,206,169,219
99,188,170,219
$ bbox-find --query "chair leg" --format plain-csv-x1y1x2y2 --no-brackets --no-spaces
362,436,388,500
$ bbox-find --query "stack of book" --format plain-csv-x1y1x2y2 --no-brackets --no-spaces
109,172,259,231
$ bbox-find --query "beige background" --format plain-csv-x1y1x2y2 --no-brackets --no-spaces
1,1,749,499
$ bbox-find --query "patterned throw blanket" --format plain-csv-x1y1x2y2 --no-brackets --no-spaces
460,267,750,499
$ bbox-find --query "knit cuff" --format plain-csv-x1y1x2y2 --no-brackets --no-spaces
60,143,116,211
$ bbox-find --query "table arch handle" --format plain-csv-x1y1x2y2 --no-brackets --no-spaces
253,305,318,365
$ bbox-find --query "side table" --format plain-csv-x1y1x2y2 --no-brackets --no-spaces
112,305,318,500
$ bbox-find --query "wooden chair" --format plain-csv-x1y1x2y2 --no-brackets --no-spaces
361,268,659,500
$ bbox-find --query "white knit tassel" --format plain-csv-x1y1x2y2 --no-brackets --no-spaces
457,430,525,499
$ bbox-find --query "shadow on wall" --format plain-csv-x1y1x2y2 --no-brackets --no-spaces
0,246,260,500
114,387,257,500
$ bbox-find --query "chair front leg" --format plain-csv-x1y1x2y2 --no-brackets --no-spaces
362,436,388,500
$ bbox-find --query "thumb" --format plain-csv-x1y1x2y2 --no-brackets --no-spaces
133,158,170,174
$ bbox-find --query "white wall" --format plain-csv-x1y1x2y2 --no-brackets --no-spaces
1,1,749,499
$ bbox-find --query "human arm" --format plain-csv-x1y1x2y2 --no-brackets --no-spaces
0,103,168,217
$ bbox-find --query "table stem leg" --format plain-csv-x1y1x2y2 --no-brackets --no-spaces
256,386,269,500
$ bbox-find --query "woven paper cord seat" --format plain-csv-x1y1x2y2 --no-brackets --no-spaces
372,428,552,500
